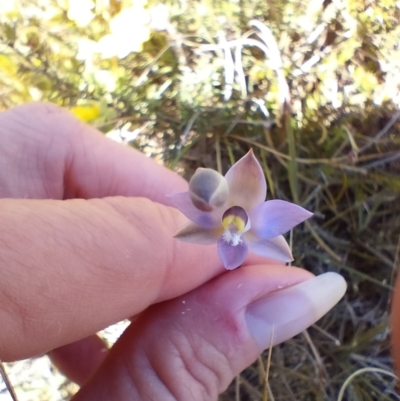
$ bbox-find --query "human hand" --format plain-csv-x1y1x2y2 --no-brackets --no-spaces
0,103,346,400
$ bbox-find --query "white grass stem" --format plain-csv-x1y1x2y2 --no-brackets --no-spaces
337,367,398,401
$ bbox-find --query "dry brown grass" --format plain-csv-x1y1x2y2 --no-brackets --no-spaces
1,0,400,399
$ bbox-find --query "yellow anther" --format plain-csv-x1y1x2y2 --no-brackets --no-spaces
222,215,245,233
222,215,234,230
234,216,245,233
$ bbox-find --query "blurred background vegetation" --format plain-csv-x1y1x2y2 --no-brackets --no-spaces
1,0,400,399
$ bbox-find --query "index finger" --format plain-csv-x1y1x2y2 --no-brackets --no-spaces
0,103,187,202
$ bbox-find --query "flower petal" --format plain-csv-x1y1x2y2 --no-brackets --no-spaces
225,149,267,211
189,168,229,211
174,224,221,245
247,234,293,262
217,237,248,270
249,200,313,238
169,192,223,228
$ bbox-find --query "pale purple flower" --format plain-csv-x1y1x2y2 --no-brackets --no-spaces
170,150,313,270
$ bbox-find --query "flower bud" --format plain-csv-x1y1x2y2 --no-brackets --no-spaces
189,168,229,212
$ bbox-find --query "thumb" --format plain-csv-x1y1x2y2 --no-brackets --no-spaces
0,195,223,361
72,266,346,401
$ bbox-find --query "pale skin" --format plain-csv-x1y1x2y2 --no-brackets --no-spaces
0,103,349,400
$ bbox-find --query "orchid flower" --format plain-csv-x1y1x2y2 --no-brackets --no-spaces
170,150,313,270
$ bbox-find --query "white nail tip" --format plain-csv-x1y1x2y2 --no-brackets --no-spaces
245,272,347,350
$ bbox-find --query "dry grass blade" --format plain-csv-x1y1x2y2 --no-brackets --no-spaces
312,325,341,346
179,111,201,148
337,368,398,401
308,250,393,289
215,135,222,174
229,135,368,173
234,41,247,98
134,44,171,87
359,110,400,153
261,326,275,401
0,359,19,401
362,151,400,170
284,114,299,202
235,375,240,401
260,151,275,198
219,33,234,102
306,221,342,262
250,20,290,111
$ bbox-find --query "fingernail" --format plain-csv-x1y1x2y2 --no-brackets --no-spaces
245,272,347,350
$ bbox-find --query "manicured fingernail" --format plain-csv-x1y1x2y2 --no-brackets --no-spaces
245,272,346,350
